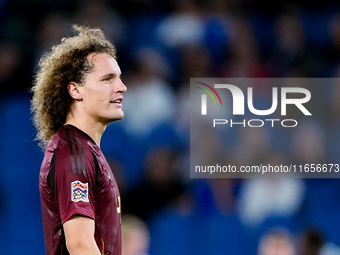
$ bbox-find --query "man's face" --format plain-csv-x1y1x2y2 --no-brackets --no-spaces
79,53,127,124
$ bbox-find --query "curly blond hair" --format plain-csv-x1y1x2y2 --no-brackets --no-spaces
31,25,116,148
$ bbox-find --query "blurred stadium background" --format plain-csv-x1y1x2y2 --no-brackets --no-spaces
1,0,340,254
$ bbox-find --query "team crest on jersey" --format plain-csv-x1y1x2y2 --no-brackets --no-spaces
71,181,89,202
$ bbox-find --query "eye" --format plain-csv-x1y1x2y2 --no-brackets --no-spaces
103,77,111,81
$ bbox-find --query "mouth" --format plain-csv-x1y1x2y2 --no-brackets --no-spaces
110,98,123,106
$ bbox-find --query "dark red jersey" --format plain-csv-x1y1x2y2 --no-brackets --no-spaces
39,125,121,255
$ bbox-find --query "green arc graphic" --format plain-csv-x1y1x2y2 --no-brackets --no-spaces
197,87,217,105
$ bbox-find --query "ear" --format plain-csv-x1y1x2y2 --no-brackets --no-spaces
67,82,83,100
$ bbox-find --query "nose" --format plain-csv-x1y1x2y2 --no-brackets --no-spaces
117,79,127,93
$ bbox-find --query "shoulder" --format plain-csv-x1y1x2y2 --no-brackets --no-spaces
47,126,96,165
51,126,99,178
57,125,95,151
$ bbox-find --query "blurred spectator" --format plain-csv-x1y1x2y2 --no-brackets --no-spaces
202,7,231,68
176,43,213,128
258,228,295,255
299,229,324,255
73,0,126,46
175,44,214,180
122,145,186,221
155,0,204,48
321,243,340,255
297,229,340,255
219,16,272,78
34,12,69,65
270,13,323,77
206,178,240,216
122,214,150,255
229,126,271,168
291,119,326,164
120,47,175,138
179,43,213,82
0,42,29,94
237,153,305,228
327,13,340,77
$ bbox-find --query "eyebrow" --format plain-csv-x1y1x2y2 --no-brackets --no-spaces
99,73,122,80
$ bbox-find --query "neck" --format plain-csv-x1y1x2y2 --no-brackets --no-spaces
65,112,107,147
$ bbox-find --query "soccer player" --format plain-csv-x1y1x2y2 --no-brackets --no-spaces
31,25,127,255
